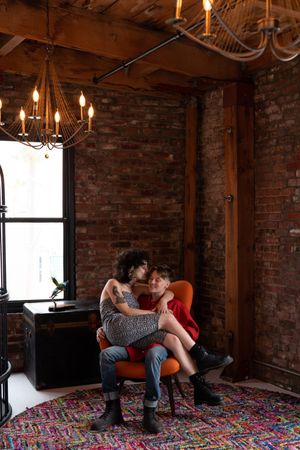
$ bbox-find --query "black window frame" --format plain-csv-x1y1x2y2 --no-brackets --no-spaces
0,140,75,313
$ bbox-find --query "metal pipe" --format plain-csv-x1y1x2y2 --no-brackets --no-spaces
0,171,11,424
254,359,300,378
93,22,201,84
0,217,67,223
0,165,7,290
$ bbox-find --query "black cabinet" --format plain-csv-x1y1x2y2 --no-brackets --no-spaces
24,301,101,390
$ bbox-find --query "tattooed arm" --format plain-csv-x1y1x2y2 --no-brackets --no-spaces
101,279,155,316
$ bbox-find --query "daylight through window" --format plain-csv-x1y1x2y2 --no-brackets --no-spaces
0,141,65,300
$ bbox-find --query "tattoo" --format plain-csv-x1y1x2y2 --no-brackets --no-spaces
112,286,126,304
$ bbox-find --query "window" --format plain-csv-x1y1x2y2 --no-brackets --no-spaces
0,141,74,309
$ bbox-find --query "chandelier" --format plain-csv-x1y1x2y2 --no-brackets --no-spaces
0,2,95,156
167,0,300,62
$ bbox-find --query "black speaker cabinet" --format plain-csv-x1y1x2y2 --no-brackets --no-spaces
24,301,101,390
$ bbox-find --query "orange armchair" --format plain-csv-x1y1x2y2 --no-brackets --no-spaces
99,280,193,416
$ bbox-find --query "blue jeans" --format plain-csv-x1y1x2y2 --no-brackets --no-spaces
100,345,168,408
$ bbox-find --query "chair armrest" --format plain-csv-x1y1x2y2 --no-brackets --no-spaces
99,336,111,350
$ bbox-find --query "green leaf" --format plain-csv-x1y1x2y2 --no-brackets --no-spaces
51,277,59,286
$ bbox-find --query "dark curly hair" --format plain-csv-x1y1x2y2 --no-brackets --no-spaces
113,249,150,283
148,264,173,281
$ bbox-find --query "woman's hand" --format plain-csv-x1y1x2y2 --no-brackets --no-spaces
152,299,174,314
151,289,174,313
96,327,106,342
152,298,168,313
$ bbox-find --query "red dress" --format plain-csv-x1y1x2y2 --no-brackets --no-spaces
126,295,200,361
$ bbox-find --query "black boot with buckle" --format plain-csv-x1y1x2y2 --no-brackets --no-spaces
189,344,233,375
91,399,124,432
190,373,222,406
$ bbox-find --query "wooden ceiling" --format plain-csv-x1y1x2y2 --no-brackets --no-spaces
0,0,281,95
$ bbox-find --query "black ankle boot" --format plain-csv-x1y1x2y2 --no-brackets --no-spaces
190,373,222,406
189,344,233,375
91,399,124,432
142,406,162,434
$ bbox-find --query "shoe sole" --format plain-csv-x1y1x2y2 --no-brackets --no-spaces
198,355,234,375
91,419,125,432
195,401,222,407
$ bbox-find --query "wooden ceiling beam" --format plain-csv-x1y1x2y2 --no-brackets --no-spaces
0,36,25,56
256,1,300,20
0,0,242,81
0,41,207,95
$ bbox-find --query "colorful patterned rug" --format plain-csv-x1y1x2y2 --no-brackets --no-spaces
0,383,299,449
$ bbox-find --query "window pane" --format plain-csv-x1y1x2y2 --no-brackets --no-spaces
6,223,64,300
0,141,62,218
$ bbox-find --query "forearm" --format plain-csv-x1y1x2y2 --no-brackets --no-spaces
125,308,155,316
161,289,174,303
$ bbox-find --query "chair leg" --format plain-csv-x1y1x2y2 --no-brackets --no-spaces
174,373,185,398
118,379,125,394
162,376,176,417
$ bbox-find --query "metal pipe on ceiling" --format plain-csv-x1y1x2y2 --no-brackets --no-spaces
93,22,201,84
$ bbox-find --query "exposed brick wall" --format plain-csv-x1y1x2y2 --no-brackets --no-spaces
194,60,300,392
254,59,300,391
195,88,226,353
74,89,186,299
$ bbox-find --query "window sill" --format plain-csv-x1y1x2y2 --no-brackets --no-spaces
8,299,63,313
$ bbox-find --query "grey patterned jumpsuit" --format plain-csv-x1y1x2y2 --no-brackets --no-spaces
100,291,167,348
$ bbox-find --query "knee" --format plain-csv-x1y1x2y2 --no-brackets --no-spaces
161,312,176,327
100,348,115,365
164,334,180,351
145,347,168,365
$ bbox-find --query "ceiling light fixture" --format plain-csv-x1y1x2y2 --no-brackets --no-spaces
0,1,95,157
167,0,300,62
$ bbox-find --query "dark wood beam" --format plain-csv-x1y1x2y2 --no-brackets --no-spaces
243,47,280,74
0,0,242,81
222,82,255,382
0,41,208,95
0,36,25,56
257,1,300,20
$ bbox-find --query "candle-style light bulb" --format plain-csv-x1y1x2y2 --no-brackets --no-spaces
88,103,94,131
54,109,60,136
203,0,212,11
32,86,39,116
20,107,26,134
175,0,182,19
79,91,86,121
33,87,39,103
203,0,212,35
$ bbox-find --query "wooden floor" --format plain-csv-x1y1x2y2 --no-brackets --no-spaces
8,369,299,419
